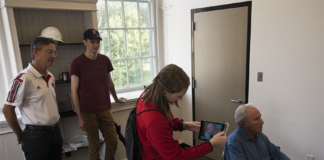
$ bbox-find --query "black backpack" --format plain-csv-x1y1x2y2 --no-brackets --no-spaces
125,99,158,160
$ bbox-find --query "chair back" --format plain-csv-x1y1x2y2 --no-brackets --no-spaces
222,151,226,160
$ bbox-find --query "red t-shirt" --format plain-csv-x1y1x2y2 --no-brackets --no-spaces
136,94,213,160
71,53,113,112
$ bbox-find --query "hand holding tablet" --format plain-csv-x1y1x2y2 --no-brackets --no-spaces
198,120,229,141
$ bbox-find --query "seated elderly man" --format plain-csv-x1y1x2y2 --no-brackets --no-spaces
224,103,290,160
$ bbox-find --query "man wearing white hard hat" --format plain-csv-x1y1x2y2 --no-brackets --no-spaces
70,28,125,160
2,36,63,160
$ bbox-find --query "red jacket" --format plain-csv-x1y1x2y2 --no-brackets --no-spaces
136,96,213,160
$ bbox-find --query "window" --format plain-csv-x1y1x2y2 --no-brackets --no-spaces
0,10,21,123
0,20,7,122
97,0,157,92
0,43,21,123
0,45,5,122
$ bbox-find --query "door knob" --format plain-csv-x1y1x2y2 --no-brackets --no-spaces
231,99,243,104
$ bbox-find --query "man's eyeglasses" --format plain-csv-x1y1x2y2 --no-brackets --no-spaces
45,49,58,57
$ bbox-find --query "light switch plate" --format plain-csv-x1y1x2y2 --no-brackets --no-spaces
257,72,263,82
306,154,314,160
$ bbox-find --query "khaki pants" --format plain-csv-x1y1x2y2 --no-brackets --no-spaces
82,110,118,160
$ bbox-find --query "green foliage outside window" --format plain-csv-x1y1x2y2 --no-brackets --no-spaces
97,0,154,90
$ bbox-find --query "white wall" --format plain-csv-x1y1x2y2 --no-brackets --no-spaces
161,0,324,159
249,0,324,159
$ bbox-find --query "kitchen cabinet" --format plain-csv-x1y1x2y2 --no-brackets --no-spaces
57,100,135,160
1,0,98,75
19,43,85,80
56,80,72,84
0,1,101,159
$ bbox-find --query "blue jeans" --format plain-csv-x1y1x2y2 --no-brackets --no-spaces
22,127,63,160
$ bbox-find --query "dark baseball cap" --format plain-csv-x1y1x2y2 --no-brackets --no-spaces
83,29,102,40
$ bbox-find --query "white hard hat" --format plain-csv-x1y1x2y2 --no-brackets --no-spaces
39,26,63,42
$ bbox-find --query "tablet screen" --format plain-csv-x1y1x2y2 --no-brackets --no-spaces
199,120,225,141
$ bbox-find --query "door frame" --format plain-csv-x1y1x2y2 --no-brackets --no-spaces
191,1,252,144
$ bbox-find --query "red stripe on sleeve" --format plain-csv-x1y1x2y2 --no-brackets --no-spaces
6,73,25,103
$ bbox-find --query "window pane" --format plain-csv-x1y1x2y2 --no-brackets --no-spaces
126,30,140,58
110,30,125,59
108,1,123,28
97,0,155,91
139,2,151,27
112,60,127,89
0,43,21,121
128,59,141,87
124,2,138,28
0,59,5,122
99,30,109,57
143,58,154,84
140,29,152,57
97,0,108,28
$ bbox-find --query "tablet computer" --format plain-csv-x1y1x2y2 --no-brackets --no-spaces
198,120,226,141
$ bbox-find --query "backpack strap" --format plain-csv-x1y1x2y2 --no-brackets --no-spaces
135,97,159,115
137,108,159,115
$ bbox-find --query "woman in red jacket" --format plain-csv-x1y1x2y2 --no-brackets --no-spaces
136,64,227,160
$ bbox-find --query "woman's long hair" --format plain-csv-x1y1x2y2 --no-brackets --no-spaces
142,64,190,120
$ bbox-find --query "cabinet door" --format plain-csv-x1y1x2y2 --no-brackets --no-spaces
0,135,6,160
1,133,24,160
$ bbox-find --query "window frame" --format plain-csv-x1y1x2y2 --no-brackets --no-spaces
0,33,6,122
0,6,22,125
97,0,158,93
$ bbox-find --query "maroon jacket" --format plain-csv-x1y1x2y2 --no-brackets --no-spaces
136,95,213,160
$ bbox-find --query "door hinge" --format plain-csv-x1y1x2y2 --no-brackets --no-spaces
192,78,195,88
192,22,195,31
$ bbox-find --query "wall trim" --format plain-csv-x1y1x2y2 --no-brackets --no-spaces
161,5,172,10
4,1,97,11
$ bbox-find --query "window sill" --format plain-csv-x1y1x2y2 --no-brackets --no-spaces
110,89,143,104
0,119,24,135
110,89,143,113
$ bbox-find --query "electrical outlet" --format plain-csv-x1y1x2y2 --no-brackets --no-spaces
306,154,314,160
257,72,263,82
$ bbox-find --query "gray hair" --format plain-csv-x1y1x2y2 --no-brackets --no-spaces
234,103,257,126
31,37,57,60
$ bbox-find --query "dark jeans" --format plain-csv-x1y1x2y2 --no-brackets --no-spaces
22,127,63,160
